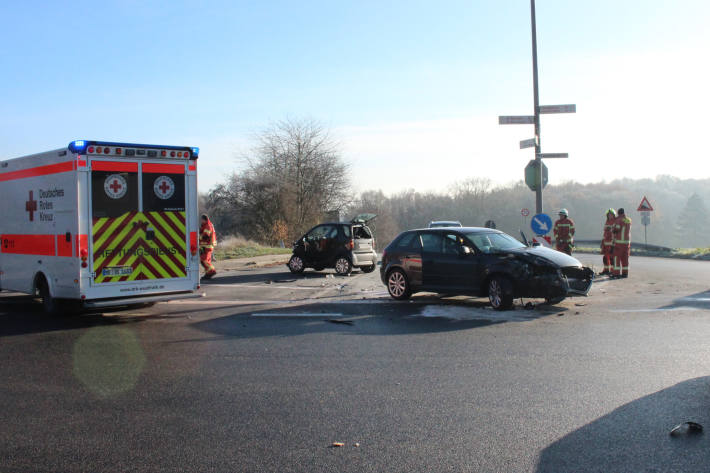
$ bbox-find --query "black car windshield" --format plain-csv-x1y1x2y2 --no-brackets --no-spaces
463,231,526,254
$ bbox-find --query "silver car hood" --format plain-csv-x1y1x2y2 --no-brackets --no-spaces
508,246,583,268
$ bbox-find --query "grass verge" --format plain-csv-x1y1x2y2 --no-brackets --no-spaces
213,235,292,260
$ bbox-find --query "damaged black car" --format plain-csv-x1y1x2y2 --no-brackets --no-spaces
380,227,594,310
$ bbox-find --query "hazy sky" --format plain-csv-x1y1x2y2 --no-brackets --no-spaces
2,1,708,194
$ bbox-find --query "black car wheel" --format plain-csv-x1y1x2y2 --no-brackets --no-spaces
387,269,411,300
334,257,352,275
288,255,305,274
488,276,513,311
361,264,376,273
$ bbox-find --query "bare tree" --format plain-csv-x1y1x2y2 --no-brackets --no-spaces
243,118,351,240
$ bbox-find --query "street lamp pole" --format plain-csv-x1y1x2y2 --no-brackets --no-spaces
530,0,542,214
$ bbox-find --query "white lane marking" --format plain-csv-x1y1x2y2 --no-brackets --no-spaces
204,284,323,291
251,312,344,317
611,307,704,313
166,300,274,305
679,297,710,302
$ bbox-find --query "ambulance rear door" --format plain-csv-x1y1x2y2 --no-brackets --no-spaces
88,157,189,290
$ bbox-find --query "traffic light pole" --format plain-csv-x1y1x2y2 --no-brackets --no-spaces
530,0,542,214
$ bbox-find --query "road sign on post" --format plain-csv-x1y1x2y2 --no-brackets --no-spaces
524,159,548,191
497,1,577,215
637,196,654,212
536,153,568,159
499,115,535,125
539,104,576,114
520,138,536,149
531,213,552,235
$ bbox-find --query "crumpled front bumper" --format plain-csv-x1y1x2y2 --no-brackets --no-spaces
560,266,595,296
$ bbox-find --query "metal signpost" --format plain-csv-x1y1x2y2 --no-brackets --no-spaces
498,0,576,214
637,196,654,247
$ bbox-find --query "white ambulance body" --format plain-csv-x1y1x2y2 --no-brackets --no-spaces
0,140,203,311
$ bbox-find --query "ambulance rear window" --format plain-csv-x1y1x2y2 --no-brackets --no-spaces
143,172,185,212
92,170,139,218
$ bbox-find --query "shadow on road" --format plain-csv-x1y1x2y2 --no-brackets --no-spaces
200,267,354,285
0,294,185,337
190,298,565,340
659,290,710,311
536,376,710,472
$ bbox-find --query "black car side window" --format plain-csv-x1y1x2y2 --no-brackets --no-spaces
442,233,461,255
396,232,422,250
420,233,443,253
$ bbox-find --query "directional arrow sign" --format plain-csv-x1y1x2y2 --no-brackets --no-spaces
520,138,536,149
531,213,553,235
499,115,535,125
539,104,576,114
536,153,569,159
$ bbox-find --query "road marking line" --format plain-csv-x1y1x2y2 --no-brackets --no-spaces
251,312,344,317
611,307,703,313
203,284,323,291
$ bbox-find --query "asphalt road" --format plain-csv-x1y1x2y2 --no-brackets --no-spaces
1,255,710,472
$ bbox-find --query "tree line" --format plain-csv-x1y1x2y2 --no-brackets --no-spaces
201,118,710,249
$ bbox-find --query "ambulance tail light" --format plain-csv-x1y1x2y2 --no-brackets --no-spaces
80,248,88,268
190,244,198,256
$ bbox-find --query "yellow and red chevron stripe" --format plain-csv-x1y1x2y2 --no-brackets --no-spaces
92,211,187,283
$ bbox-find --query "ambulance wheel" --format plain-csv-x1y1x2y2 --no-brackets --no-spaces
37,278,57,315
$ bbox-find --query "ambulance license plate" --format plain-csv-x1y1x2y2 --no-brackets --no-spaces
102,266,134,277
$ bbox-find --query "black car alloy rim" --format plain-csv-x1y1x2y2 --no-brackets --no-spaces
489,279,502,307
388,271,406,297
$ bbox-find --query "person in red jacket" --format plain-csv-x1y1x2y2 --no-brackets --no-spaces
199,214,217,279
553,209,575,255
611,208,632,278
600,208,616,275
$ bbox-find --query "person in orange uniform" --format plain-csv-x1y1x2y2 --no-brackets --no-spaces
611,208,632,278
199,214,217,279
553,209,575,255
600,208,616,275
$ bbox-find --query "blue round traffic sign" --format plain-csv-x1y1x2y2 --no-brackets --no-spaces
531,213,553,235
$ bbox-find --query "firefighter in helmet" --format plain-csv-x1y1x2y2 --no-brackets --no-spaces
199,214,217,279
600,208,616,275
611,208,632,278
553,208,575,256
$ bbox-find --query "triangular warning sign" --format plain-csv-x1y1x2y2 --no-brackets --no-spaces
637,196,653,211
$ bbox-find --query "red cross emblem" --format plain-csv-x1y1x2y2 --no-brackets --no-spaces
104,174,128,199
158,180,171,194
25,190,37,221
153,176,175,200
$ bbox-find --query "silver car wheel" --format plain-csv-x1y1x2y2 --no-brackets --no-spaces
489,279,502,308
388,271,406,298
289,256,303,272
335,257,350,275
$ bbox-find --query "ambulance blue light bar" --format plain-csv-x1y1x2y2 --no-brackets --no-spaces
67,140,199,159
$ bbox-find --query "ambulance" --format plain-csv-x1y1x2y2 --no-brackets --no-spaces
0,140,203,312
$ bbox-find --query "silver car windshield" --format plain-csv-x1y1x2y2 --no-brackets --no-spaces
464,231,526,254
